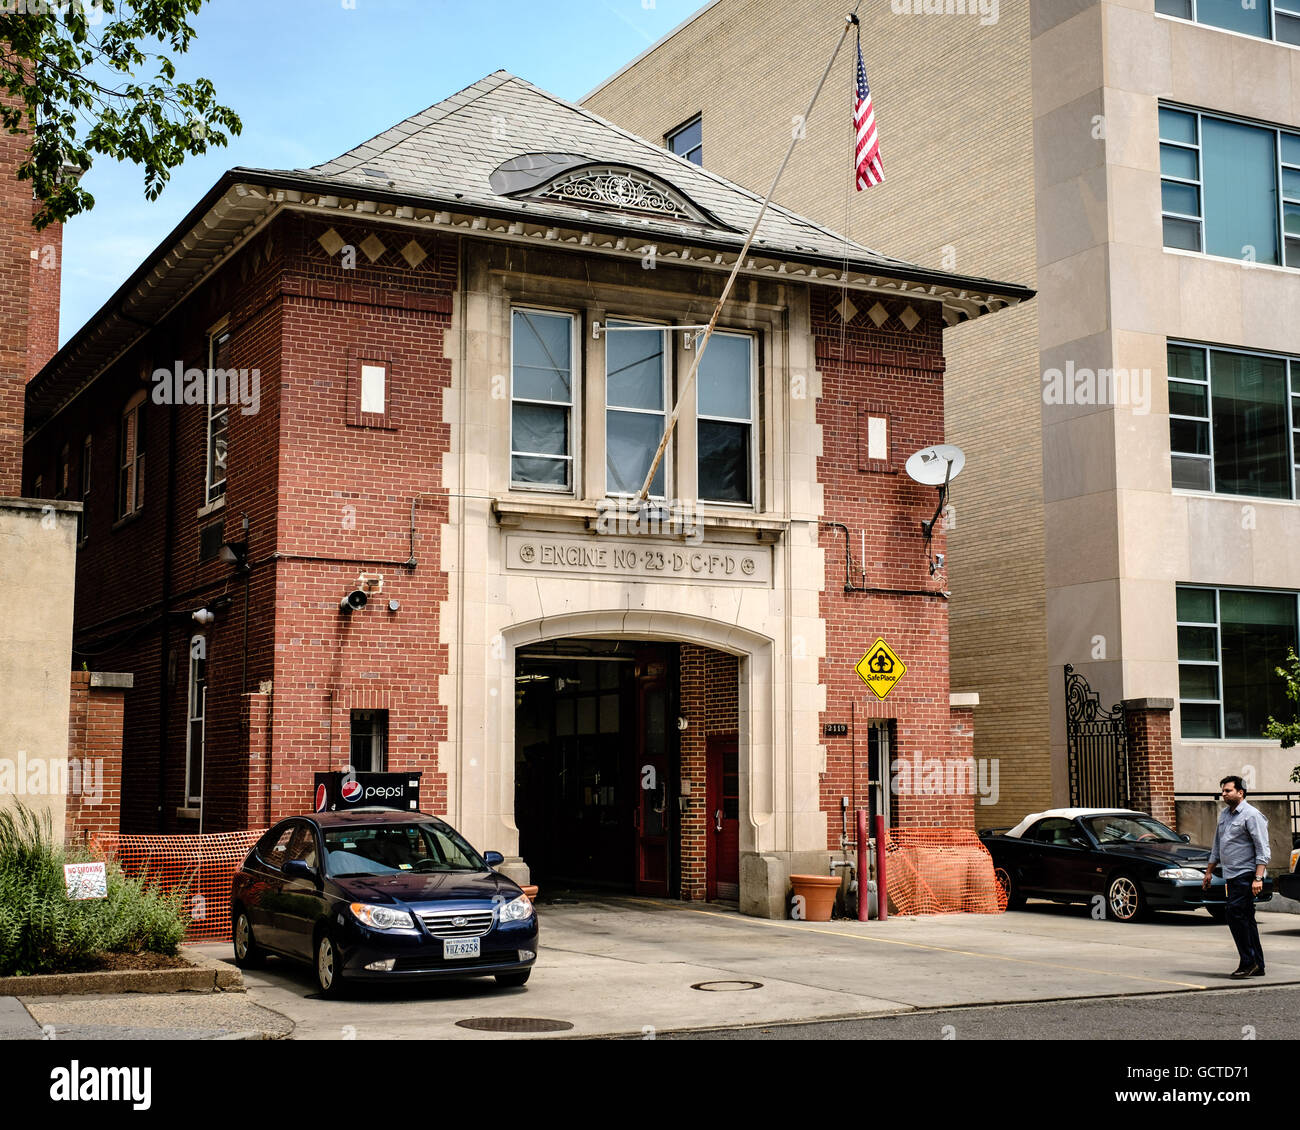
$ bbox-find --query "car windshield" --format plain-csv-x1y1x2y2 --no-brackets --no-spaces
1084,815,1183,844
323,823,486,877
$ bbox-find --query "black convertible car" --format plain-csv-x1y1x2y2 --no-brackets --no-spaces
980,808,1274,923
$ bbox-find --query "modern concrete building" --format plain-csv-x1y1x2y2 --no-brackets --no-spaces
23,70,1034,915
586,0,1300,828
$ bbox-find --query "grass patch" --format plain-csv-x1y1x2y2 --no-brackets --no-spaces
0,802,189,977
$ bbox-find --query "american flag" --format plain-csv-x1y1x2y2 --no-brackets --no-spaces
854,38,884,189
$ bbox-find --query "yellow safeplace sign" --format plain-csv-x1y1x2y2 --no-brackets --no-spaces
855,638,906,700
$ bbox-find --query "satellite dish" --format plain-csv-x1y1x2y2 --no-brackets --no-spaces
905,444,966,487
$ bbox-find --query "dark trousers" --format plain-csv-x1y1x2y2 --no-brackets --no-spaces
1224,876,1264,970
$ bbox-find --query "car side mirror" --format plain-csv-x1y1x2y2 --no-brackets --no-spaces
284,859,319,884
483,851,505,868
1181,834,1191,842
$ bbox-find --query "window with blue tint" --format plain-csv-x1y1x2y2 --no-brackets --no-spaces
605,320,667,496
1155,0,1191,15
1196,0,1272,37
511,309,575,490
1202,117,1278,264
1280,0,1300,43
667,116,702,166
1159,109,1202,252
1284,133,1300,268
1161,105,1295,265
697,332,754,504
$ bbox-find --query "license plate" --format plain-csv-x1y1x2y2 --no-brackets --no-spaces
444,938,480,960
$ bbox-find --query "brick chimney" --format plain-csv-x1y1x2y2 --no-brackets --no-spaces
0,98,63,497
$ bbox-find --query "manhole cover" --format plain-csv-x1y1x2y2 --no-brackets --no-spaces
455,1016,575,1033
690,980,764,992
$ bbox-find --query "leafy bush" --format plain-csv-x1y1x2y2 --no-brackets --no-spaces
0,803,189,977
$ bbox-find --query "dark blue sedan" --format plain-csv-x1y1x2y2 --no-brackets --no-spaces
230,809,538,996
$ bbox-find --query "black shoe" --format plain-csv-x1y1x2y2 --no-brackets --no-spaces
1231,964,1261,979
1248,966,1266,977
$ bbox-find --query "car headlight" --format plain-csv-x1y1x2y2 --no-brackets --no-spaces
350,902,415,930
497,894,534,923
1158,868,1204,881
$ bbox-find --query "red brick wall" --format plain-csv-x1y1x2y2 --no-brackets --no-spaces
27,216,61,380
814,290,975,837
1125,703,1175,828
0,105,32,496
24,214,455,831
65,672,126,844
678,645,738,900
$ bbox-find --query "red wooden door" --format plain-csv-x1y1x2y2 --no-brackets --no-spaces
706,734,739,901
634,657,670,896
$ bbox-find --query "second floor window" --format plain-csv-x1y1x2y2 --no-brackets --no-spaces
606,320,667,497
1161,104,1300,267
206,329,231,504
117,391,145,519
511,309,575,490
78,436,91,545
1168,341,1299,498
697,332,755,505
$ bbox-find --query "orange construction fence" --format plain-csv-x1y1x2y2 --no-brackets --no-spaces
883,826,1007,916
92,829,267,942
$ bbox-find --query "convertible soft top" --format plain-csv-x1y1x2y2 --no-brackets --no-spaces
1004,808,1146,839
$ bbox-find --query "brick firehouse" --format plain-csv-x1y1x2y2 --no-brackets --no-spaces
22,71,1032,916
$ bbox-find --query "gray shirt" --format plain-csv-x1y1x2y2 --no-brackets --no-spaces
1208,799,1270,880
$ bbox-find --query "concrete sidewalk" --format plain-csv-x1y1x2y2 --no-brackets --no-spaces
10,896,1300,1040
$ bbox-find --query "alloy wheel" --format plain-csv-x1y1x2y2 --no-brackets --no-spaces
1109,876,1139,920
317,935,335,991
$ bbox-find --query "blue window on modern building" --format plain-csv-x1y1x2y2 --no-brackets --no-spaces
1160,104,1300,267
1177,585,1298,739
1156,0,1300,46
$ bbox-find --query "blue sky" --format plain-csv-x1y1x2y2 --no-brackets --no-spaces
58,0,704,344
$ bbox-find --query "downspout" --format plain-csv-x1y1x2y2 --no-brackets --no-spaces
157,365,178,831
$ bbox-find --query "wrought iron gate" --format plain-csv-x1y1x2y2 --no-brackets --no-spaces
1064,664,1130,808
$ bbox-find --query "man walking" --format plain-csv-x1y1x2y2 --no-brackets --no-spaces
1201,775,1270,978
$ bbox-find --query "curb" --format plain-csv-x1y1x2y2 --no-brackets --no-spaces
0,949,244,997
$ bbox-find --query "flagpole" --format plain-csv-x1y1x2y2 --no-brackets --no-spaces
634,6,864,503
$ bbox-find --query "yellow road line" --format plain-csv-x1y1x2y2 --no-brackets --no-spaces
620,898,1209,990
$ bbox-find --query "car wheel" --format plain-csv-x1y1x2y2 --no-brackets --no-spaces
314,929,349,998
495,970,531,988
232,909,265,969
1106,873,1148,922
994,866,1025,910
1206,905,1227,922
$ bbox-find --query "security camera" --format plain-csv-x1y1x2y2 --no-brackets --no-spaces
192,608,215,625
339,590,368,614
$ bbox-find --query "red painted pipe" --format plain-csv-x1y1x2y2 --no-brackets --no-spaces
856,808,869,921
874,813,887,922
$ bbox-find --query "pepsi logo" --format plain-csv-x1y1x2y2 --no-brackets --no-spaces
314,783,328,812
341,778,363,803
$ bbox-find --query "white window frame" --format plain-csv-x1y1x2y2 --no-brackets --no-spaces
696,329,758,509
604,317,672,500
206,324,231,505
185,642,206,807
510,306,579,493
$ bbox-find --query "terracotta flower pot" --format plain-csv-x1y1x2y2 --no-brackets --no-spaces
789,874,840,922
520,884,539,902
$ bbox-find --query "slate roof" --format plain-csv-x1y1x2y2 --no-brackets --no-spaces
295,70,916,271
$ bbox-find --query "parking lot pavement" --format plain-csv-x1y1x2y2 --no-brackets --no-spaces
187,894,1300,1040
